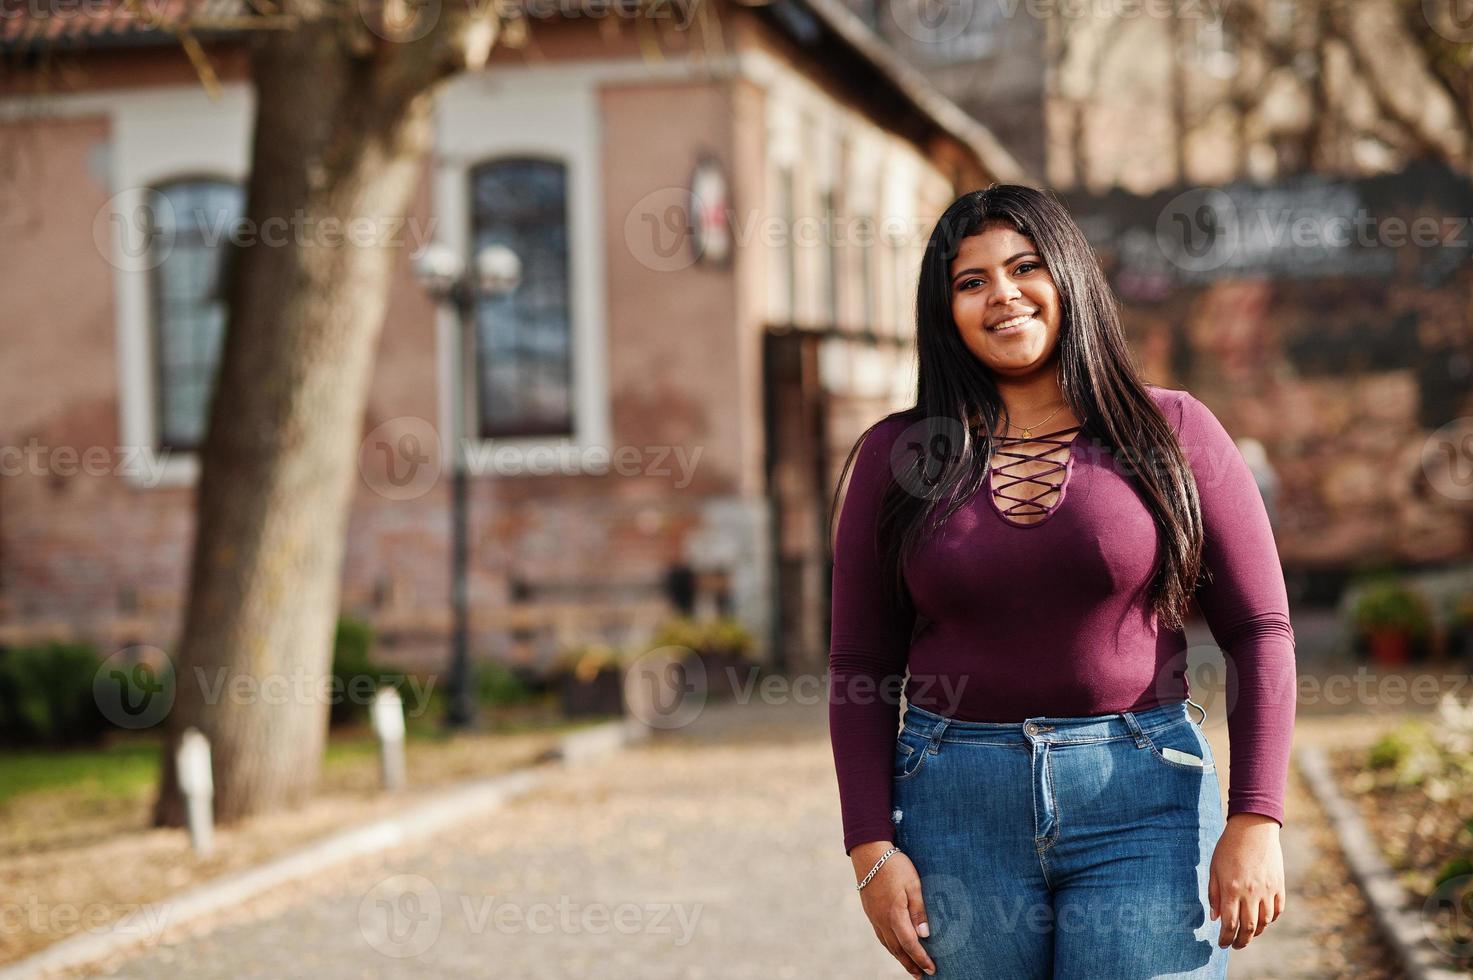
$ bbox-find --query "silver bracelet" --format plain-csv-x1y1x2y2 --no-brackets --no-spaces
856,846,900,890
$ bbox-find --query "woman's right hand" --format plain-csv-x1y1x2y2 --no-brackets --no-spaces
851,841,937,978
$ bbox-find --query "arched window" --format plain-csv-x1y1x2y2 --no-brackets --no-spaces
148,178,243,452
469,157,573,439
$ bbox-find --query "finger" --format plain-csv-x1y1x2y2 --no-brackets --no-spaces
1233,896,1259,949
907,880,932,940
893,908,936,976
1208,871,1219,921
1216,887,1236,947
905,882,937,971
1272,891,1284,923
882,932,925,979
1254,898,1269,936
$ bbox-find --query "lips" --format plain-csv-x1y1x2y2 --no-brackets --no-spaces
987,310,1037,332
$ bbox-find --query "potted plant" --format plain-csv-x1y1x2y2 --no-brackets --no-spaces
1351,582,1432,666
702,616,758,698
648,615,758,700
552,641,628,717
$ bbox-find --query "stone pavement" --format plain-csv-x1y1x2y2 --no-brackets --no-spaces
79,696,1387,979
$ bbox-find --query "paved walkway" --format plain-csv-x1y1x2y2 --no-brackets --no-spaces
78,697,1392,979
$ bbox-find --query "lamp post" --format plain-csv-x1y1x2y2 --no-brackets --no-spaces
413,241,522,729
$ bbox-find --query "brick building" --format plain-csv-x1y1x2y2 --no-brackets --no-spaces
0,0,1023,676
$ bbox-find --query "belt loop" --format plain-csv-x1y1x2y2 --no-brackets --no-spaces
927,716,951,753
1186,697,1208,726
1120,710,1149,748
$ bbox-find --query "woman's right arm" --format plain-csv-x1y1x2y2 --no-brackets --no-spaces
830,417,937,978
829,416,917,857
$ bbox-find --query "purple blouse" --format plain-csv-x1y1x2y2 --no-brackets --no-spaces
828,385,1297,855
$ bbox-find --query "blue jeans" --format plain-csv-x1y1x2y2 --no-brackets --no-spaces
890,697,1229,979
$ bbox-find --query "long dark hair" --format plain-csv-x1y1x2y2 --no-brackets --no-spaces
828,184,1205,630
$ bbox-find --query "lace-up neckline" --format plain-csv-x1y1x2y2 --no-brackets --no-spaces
988,422,1085,527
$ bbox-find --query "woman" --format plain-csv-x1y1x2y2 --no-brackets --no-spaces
828,184,1295,979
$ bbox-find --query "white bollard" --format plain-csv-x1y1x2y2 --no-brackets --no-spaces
371,686,407,792
176,727,214,857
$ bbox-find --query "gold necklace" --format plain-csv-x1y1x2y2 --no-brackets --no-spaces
1005,402,1066,440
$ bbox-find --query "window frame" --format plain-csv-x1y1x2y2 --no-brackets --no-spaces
466,155,576,442
431,74,610,479
145,174,244,455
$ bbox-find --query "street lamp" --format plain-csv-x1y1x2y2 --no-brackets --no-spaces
413,241,522,729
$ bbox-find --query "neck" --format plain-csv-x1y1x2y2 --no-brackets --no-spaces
994,372,1066,420
966,372,1084,436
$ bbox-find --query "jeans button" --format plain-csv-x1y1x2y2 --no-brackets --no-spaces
1024,722,1039,735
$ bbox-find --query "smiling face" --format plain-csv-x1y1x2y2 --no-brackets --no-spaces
949,223,1064,380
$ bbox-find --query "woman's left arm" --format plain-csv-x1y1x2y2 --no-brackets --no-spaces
1171,390,1297,950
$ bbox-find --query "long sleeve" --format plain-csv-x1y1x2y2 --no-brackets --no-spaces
1174,392,1298,827
828,417,916,855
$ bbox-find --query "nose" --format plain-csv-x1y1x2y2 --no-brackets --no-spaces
989,275,1022,304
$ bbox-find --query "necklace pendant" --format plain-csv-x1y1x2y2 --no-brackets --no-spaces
1020,427,1032,439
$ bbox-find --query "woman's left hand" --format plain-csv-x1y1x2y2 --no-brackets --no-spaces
1208,813,1285,949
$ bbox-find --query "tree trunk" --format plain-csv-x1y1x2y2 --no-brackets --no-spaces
153,24,436,826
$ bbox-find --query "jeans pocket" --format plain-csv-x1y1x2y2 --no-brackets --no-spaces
1146,720,1216,772
894,729,931,781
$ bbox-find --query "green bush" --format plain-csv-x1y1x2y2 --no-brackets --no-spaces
0,641,111,746
331,616,397,727
1367,729,1411,771
474,660,531,706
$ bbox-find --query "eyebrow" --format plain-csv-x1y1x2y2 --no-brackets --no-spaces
951,251,1041,282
